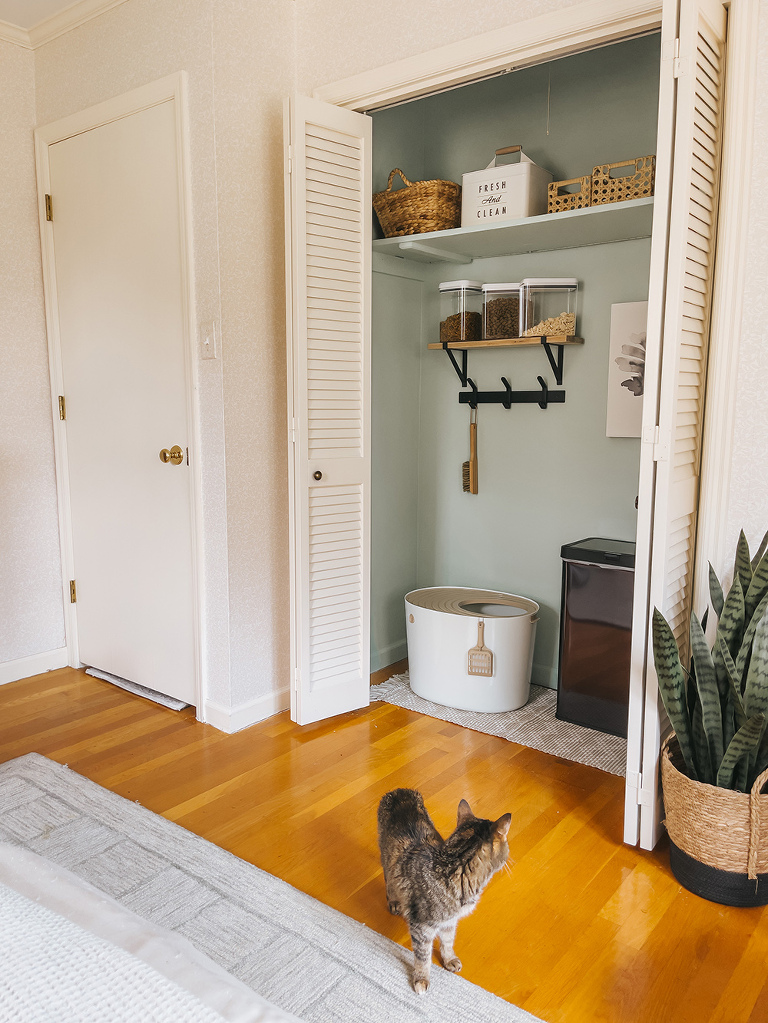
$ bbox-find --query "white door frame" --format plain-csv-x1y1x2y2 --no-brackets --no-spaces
35,72,206,714
312,0,758,844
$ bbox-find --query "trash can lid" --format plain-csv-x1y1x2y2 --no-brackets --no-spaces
560,537,635,568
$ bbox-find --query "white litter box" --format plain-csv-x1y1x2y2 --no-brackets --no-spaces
405,587,539,713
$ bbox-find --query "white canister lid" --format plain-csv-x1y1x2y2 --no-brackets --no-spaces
481,282,521,293
438,280,483,292
521,277,578,289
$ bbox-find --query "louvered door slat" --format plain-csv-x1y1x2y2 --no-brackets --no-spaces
286,94,371,725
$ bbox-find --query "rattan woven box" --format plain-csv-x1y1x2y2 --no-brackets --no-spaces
591,155,656,205
547,175,591,214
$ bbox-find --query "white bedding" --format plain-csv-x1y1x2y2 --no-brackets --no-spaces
0,843,301,1023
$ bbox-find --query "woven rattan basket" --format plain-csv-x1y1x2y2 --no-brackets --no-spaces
591,155,655,205
547,175,591,214
662,735,768,904
373,168,461,238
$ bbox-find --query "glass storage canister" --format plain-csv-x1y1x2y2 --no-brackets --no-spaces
439,280,483,343
520,277,579,338
482,283,523,340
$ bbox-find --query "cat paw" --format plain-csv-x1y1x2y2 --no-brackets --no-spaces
387,901,402,916
443,956,462,973
413,978,429,995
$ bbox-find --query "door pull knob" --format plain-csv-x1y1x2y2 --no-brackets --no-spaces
160,445,184,465
313,470,323,481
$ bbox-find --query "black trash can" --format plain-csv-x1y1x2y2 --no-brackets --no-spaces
557,537,635,738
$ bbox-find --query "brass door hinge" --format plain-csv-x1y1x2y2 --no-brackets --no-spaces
58,395,66,420
45,194,53,221
69,580,77,603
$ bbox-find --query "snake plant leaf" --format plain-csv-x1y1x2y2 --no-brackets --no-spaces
751,725,768,786
744,605,768,720
718,634,747,727
751,528,768,571
717,713,764,790
692,698,711,782
691,611,723,774
652,608,698,780
723,697,736,752
719,574,745,660
709,563,724,619
735,530,753,601
745,546,768,623
736,591,768,683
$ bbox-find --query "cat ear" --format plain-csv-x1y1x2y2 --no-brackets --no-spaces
457,799,473,824
494,813,512,839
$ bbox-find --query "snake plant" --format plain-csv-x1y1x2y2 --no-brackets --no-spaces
652,529,768,791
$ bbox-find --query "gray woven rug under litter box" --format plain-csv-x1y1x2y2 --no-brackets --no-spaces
371,673,626,777
0,754,543,1023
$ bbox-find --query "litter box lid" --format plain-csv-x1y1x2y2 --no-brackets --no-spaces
405,587,538,618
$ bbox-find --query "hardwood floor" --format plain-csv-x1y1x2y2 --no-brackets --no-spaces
2,666,767,1022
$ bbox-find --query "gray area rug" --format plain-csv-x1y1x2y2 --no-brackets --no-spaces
372,673,626,777
0,754,543,1023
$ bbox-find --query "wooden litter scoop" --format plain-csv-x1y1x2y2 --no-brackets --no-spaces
467,619,493,676
462,406,478,494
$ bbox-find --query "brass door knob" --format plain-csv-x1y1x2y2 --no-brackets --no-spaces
160,445,184,465
313,470,323,481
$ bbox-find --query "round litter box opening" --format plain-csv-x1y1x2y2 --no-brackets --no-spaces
459,601,529,617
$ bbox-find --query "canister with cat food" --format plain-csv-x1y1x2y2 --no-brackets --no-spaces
439,280,483,344
520,277,579,337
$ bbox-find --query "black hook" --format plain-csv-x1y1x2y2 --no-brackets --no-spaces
537,375,549,410
500,376,513,410
466,377,478,409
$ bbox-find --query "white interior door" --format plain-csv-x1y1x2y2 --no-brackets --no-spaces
625,0,728,847
284,95,372,725
46,98,197,705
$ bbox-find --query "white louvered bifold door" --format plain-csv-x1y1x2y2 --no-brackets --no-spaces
284,95,372,726
624,0,727,848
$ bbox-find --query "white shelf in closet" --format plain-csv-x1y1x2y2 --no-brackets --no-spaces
371,196,654,263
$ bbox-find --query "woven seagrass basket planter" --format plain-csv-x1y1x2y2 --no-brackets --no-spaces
662,735,768,906
372,168,461,238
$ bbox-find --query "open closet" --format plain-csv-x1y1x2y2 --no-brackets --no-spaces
369,34,660,693
284,0,733,851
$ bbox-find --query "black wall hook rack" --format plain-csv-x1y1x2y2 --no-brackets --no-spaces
459,374,564,409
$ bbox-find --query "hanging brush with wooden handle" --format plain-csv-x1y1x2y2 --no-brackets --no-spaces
462,406,478,494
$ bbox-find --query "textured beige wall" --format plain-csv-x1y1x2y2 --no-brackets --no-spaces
295,0,583,92
212,0,295,704
0,39,65,663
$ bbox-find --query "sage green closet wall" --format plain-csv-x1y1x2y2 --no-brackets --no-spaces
371,35,660,683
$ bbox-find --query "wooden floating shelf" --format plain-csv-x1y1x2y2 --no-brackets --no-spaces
373,197,654,263
428,335,584,350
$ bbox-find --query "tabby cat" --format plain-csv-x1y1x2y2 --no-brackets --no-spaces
377,787,511,994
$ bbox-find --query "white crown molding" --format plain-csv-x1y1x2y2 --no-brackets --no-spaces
0,18,32,47
0,0,131,50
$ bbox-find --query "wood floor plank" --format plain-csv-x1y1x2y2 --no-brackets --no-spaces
2,666,768,1022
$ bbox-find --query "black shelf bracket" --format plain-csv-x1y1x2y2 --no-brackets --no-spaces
540,338,565,386
459,375,564,409
441,341,468,387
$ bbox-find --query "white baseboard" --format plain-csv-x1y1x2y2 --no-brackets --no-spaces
202,687,290,734
0,648,69,686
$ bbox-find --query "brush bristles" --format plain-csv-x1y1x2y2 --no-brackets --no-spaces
462,460,471,492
